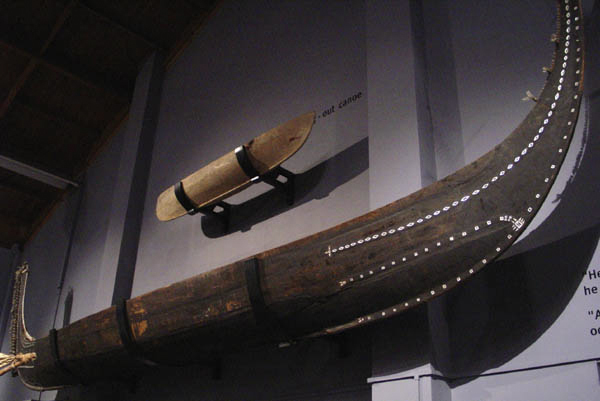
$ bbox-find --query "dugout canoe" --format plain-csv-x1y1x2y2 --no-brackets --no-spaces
155,112,315,221
10,0,585,390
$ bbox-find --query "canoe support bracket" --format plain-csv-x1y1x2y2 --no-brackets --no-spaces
235,144,296,206
257,166,295,206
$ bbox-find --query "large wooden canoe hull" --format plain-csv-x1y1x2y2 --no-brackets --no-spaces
14,0,584,389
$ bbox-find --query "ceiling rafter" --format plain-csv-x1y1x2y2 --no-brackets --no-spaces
13,97,100,138
0,0,78,121
0,181,55,203
0,153,79,189
166,0,224,68
78,2,164,51
0,38,130,103
0,216,29,248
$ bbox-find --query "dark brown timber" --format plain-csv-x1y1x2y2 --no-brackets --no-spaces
12,0,585,390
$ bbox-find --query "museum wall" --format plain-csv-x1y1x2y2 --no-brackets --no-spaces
0,246,15,346
0,0,598,400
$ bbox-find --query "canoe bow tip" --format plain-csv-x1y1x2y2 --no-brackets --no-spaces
294,111,316,131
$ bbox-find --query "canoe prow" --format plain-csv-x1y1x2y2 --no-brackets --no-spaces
156,112,315,221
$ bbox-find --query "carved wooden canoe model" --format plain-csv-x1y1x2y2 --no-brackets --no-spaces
8,0,584,390
156,112,315,221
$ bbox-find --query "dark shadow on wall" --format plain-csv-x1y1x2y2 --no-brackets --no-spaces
445,223,600,383
201,137,369,238
369,305,433,377
56,329,372,401
429,10,600,383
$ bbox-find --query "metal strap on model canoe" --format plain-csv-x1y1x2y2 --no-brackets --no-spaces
235,145,261,181
172,145,259,216
174,181,199,215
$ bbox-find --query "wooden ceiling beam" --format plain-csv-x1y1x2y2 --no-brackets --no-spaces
0,210,31,228
0,153,79,189
13,97,100,138
0,181,55,203
0,0,78,122
166,1,224,69
0,39,131,103
78,2,164,51
0,217,29,249
0,55,36,122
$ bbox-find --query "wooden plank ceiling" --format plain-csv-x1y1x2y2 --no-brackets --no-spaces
0,0,220,249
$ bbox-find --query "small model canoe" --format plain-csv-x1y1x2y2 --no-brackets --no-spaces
156,112,315,221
